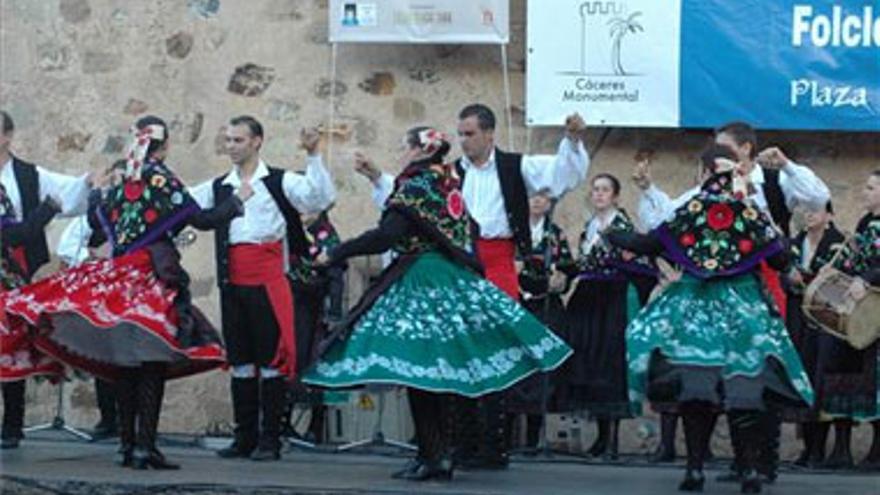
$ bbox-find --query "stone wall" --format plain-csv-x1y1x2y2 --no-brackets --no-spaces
2,0,877,456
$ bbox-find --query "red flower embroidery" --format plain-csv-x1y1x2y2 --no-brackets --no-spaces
144,208,158,224
680,232,696,247
738,238,753,254
124,181,145,201
110,209,120,222
706,203,734,231
447,190,464,219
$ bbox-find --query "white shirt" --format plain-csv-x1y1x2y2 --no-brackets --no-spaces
637,161,830,231
56,215,93,266
581,209,619,255
190,157,335,245
530,217,546,249
460,137,590,239
0,158,91,220
371,173,395,209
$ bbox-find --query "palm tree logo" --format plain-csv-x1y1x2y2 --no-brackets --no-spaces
607,12,644,76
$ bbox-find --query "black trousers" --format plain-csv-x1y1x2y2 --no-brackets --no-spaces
409,388,452,464
221,284,281,367
1,380,26,440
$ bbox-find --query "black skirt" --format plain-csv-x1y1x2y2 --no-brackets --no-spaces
561,276,653,418
506,295,567,414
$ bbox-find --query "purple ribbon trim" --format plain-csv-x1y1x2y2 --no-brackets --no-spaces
123,203,200,254
654,225,785,279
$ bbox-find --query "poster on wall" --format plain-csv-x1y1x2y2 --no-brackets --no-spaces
526,0,682,127
527,0,879,131
328,0,509,44
679,0,879,131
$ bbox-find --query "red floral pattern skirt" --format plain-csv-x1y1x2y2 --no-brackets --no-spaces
1,249,224,381
0,311,63,382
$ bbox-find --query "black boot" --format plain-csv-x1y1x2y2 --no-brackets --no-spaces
480,393,509,469
402,389,453,481
757,411,780,483
857,420,880,471
217,377,259,458
451,397,482,468
309,404,326,444
92,378,118,440
525,414,542,452
132,366,179,470
250,376,285,461
680,403,712,492
651,413,678,463
809,422,830,468
604,419,620,461
823,420,854,469
718,414,744,483
116,370,138,466
794,422,814,467
588,419,610,458
729,410,762,494
1,380,26,449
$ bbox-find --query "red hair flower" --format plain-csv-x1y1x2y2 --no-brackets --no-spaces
738,238,753,254
447,190,464,219
706,203,734,231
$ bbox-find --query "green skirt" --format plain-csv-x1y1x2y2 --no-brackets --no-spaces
627,273,814,411
302,252,572,397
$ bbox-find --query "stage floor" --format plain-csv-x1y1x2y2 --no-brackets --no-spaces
1,434,877,495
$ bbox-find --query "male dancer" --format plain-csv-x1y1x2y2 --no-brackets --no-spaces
0,110,93,449
191,116,335,461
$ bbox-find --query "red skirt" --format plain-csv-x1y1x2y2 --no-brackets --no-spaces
476,238,519,299
1,249,224,381
0,309,63,382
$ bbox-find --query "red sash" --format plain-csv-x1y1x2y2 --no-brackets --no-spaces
759,261,787,320
476,238,519,299
229,242,296,380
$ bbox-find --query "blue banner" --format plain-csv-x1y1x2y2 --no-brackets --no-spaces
680,0,880,131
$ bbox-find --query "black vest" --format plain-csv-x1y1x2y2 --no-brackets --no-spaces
211,166,309,287
456,148,530,256
761,168,792,237
10,157,50,277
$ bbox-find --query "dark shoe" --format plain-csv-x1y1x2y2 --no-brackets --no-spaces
402,461,453,481
216,440,256,459
249,446,281,461
740,471,762,494
678,470,705,492
0,437,21,449
118,445,134,467
391,458,423,479
131,448,180,470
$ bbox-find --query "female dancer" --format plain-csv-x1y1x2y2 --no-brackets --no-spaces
563,173,656,459
2,116,233,468
304,127,572,481
609,144,813,493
